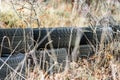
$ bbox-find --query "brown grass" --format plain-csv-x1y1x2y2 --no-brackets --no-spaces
0,0,120,28
0,0,120,80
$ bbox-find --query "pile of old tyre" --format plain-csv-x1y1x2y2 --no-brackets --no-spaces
0,25,119,79
0,28,33,80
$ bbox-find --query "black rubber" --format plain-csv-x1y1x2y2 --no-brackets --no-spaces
36,48,67,63
26,48,68,73
94,26,113,44
33,27,94,49
111,25,120,32
0,53,25,80
33,26,114,49
79,45,94,58
111,25,120,39
28,46,94,73
0,28,33,54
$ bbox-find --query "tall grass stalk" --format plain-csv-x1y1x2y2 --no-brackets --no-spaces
0,0,120,80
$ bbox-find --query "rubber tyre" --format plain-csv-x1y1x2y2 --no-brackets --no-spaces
33,26,113,49
94,26,113,44
26,48,68,72
0,53,25,80
36,48,68,63
111,25,120,39
0,28,33,54
111,25,120,32
33,27,94,49
28,46,94,72
78,45,94,58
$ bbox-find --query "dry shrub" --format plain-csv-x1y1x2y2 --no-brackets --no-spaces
0,0,120,80
0,0,120,28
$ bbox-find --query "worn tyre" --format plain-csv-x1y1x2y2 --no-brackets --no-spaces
0,28,33,54
33,26,113,49
111,25,120,32
28,46,94,72
78,45,94,58
94,26,113,44
111,25,120,39
33,27,94,49
39,48,67,63
26,48,68,72
0,53,25,80
30,48,67,65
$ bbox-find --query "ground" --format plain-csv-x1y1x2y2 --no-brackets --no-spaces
0,0,120,80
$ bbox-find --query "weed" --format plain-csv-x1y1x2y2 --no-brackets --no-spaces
0,0,120,80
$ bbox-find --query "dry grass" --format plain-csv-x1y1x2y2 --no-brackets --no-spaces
0,0,120,28
24,40,120,80
0,0,120,80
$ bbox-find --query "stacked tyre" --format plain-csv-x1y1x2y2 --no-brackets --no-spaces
0,26,117,79
33,26,114,57
33,27,94,49
0,28,33,79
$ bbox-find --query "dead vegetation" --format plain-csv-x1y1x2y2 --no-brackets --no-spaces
0,0,120,80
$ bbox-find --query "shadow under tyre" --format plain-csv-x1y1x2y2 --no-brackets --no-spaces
0,28,33,55
0,53,25,80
